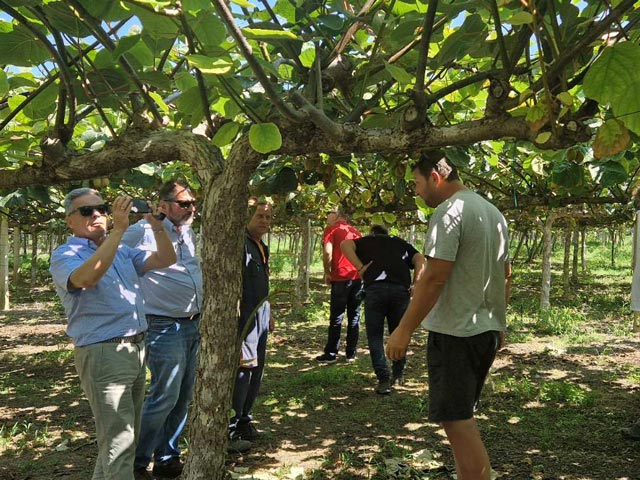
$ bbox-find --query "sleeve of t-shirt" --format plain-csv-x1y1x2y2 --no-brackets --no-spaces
424,206,460,262
322,225,334,246
405,242,420,269
49,245,84,294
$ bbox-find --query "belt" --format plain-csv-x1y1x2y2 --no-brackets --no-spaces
147,313,200,322
102,332,146,344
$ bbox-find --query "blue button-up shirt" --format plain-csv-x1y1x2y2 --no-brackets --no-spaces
49,237,151,347
121,218,202,318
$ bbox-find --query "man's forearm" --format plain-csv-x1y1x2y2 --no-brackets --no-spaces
69,230,124,289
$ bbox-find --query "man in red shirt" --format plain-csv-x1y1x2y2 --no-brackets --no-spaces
316,207,363,363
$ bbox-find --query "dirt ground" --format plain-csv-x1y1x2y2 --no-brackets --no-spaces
1,283,640,479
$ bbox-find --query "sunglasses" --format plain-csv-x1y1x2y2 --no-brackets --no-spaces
167,200,197,209
69,204,110,217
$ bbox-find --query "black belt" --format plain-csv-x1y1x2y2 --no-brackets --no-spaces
102,332,146,344
147,313,200,321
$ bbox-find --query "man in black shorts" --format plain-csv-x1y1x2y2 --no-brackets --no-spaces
386,151,511,480
341,224,424,394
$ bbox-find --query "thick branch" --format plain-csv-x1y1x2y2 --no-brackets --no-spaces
0,130,221,189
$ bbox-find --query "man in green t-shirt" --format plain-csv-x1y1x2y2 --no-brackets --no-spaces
386,151,512,480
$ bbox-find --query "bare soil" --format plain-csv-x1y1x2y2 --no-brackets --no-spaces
1,281,640,480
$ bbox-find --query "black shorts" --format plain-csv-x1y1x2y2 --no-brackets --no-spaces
427,330,500,423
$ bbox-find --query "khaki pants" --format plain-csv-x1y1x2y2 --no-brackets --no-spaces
75,342,146,480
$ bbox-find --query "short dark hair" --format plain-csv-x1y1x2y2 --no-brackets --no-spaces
370,224,388,235
159,179,192,201
248,196,271,218
413,150,459,182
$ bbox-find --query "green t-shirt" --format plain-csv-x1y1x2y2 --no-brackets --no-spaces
422,189,509,336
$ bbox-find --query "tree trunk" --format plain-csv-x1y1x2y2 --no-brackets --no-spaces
562,226,571,297
512,230,526,263
540,212,558,310
30,227,38,288
571,224,579,284
0,215,9,310
580,227,586,274
12,225,21,280
183,140,262,480
294,217,311,305
610,228,616,268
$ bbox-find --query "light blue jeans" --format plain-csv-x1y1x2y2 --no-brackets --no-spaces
75,341,146,480
134,316,200,469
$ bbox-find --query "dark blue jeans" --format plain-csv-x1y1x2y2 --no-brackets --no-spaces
134,315,200,468
364,282,409,381
324,279,362,358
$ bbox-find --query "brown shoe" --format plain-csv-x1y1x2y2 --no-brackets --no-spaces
152,457,184,478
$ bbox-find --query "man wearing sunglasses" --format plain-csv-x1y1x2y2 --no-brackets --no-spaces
49,188,177,480
121,179,202,479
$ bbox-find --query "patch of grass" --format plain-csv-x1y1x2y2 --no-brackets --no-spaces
538,381,595,407
492,375,537,402
535,307,586,336
0,420,51,453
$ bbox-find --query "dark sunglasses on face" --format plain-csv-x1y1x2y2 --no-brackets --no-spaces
69,204,110,217
168,200,197,209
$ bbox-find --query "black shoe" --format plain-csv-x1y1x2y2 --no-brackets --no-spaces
392,373,405,386
315,353,337,363
236,422,260,441
376,378,392,395
345,354,357,363
134,468,155,480
227,438,252,453
152,457,184,478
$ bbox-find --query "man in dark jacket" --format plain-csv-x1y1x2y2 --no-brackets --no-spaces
341,225,425,394
229,198,273,452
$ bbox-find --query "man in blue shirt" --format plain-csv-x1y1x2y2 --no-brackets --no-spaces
122,180,202,479
50,188,176,480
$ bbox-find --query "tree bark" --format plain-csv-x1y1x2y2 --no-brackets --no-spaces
0,215,9,310
12,225,21,280
562,226,571,298
183,139,262,480
30,227,38,288
540,212,558,310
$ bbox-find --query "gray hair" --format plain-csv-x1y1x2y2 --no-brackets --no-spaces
64,188,101,215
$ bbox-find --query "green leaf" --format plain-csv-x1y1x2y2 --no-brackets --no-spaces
506,11,534,25
299,45,316,68
556,92,573,107
191,11,227,49
383,212,396,224
0,70,8,97
584,42,640,135
436,14,487,64
0,24,50,66
42,2,93,37
187,54,233,74
175,72,198,92
384,62,413,85
249,123,282,154
242,28,300,41
535,132,552,144
335,164,353,180
113,34,141,60
23,82,58,120
212,121,240,147
594,160,628,187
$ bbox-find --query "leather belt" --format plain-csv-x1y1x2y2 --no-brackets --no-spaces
102,332,146,344
147,313,200,321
